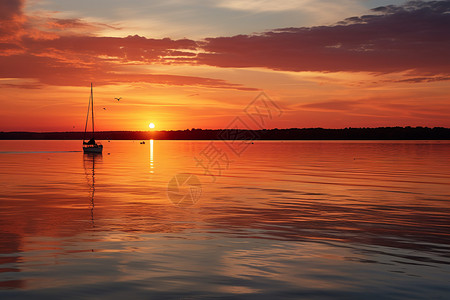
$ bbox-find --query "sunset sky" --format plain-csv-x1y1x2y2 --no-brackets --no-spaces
0,0,449,131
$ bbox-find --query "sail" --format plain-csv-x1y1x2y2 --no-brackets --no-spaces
83,138,96,145
82,83,103,153
83,83,96,141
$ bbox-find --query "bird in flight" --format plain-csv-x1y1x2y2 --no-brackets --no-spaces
103,107,106,110
115,97,122,101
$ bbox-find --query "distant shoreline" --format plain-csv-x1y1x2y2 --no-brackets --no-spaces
1,127,449,140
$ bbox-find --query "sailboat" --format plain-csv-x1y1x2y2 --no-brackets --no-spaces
83,83,103,154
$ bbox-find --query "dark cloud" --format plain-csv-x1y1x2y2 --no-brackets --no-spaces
46,18,92,29
44,18,121,32
22,34,198,63
394,76,450,83
0,0,23,20
0,83,42,89
0,0,24,39
0,42,22,51
197,0,450,74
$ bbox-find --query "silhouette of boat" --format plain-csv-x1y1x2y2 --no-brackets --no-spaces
83,83,103,154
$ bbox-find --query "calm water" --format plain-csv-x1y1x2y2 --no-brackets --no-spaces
0,140,449,299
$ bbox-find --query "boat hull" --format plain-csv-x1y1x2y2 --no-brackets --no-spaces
83,145,103,153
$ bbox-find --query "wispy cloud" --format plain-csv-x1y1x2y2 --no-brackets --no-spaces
393,76,450,84
299,97,450,121
301,100,359,111
216,0,360,13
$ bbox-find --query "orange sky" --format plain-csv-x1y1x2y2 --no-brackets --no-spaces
0,0,449,131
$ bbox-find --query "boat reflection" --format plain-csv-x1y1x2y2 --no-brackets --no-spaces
83,153,102,227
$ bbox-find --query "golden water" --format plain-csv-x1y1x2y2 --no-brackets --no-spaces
0,140,449,298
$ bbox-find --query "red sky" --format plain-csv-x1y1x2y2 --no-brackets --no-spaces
0,0,449,131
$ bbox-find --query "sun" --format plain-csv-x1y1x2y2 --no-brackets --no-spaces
149,123,155,129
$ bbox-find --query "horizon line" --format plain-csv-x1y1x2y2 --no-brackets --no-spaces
2,126,449,133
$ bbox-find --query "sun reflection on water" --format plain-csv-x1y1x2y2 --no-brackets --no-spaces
150,139,154,174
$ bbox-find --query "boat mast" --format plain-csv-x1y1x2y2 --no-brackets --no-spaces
91,83,95,140
83,83,91,142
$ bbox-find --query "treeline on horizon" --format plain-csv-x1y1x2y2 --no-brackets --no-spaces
1,127,449,140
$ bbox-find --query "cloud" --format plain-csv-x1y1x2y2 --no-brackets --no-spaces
216,0,356,13
1,0,448,91
45,18,117,30
0,83,42,89
0,53,257,90
0,1,255,90
40,17,122,37
300,97,450,121
0,0,25,40
0,0,22,20
22,34,198,63
301,100,359,111
0,42,23,54
394,76,450,83
198,1,450,75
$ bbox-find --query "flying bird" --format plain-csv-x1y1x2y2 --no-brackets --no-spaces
103,107,106,110
115,97,122,101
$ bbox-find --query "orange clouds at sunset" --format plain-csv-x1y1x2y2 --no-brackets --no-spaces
0,0,449,131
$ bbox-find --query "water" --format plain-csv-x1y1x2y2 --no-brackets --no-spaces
0,140,449,299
